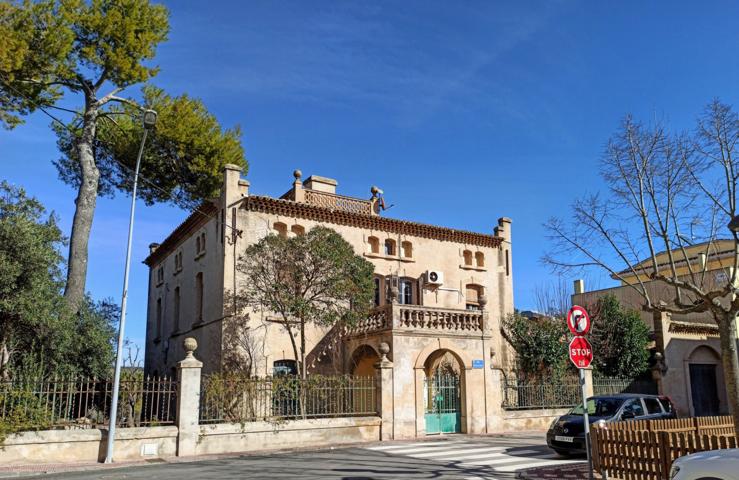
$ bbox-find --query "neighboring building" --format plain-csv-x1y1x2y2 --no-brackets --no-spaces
572,240,736,417
143,165,516,437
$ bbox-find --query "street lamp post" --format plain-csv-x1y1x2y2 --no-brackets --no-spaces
104,109,157,464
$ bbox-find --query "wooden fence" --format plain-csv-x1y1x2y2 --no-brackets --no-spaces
592,416,736,480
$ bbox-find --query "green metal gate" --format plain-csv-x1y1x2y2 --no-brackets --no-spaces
424,373,461,434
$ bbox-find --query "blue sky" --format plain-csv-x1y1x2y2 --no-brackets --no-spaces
2,1,739,349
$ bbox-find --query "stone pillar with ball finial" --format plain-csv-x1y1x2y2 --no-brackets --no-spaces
176,337,203,456
374,341,394,440
293,169,305,203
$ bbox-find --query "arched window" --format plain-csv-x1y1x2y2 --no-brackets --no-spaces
173,286,181,332
463,250,473,266
401,241,413,258
465,284,483,310
475,252,485,267
291,224,305,236
399,279,413,305
368,236,380,254
384,239,396,256
195,272,204,324
274,222,288,238
155,297,162,339
373,277,382,306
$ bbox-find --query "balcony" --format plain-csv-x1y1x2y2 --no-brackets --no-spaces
347,304,486,337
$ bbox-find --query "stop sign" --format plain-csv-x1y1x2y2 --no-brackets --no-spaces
569,336,593,369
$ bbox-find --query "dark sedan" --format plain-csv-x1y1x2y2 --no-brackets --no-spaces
546,394,676,456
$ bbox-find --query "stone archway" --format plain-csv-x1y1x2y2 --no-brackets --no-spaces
349,344,380,376
417,348,467,435
685,345,726,416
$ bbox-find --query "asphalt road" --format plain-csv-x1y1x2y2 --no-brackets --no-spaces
15,433,584,480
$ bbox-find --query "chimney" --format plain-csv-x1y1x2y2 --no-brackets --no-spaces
222,164,244,206
238,179,250,197
148,243,160,255
574,279,585,295
303,175,337,195
494,217,512,241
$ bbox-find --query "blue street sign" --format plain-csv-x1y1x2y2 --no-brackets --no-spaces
472,359,484,369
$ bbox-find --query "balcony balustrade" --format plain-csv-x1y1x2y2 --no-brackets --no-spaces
346,304,486,337
303,189,375,215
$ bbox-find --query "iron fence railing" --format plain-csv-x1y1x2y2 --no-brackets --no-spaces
199,374,377,424
501,376,656,410
593,377,658,396
501,381,581,410
0,373,177,429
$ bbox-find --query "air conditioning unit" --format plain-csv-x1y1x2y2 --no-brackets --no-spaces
426,270,444,285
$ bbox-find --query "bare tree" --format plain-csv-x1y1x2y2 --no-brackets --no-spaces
544,100,739,432
221,309,264,377
533,277,571,318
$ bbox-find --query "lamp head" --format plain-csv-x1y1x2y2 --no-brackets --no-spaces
142,109,158,128
729,215,739,233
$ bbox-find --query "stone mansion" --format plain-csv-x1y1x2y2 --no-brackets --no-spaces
144,165,516,437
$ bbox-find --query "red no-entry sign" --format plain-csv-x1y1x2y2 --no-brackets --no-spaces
569,336,593,369
567,305,591,336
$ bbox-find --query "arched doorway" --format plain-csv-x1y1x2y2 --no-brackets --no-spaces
423,350,462,434
348,345,379,414
349,345,380,376
687,346,724,416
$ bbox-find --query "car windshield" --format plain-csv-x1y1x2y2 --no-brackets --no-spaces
570,398,624,417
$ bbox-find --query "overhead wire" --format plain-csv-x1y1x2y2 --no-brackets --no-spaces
0,74,243,238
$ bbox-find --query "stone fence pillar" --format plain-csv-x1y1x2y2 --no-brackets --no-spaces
583,366,594,398
374,342,394,441
176,337,202,457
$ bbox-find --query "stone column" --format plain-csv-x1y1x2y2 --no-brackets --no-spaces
374,342,394,441
582,366,594,398
176,337,203,457
293,169,305,202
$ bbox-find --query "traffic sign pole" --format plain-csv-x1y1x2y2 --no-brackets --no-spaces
567,306,594,480
580,367,594,480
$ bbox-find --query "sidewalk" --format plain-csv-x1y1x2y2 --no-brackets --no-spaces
518,463,599,480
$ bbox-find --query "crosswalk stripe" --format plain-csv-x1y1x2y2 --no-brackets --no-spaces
365,439,584,475
410,446,505,458
385,443,488,455
365,441,472,452
415,448,509,461
366,442,456,451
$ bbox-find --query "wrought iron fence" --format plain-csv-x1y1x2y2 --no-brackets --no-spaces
200,374,377,424
0,373,177,429
501,376,656,410
501,380,581,410
593,377,658,396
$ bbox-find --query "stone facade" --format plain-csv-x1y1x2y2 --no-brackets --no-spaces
143,165,516,437
572,270,732,417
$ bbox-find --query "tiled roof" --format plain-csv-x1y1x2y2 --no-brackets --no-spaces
243,195,504,248
144,201,218,266
145,195,504,266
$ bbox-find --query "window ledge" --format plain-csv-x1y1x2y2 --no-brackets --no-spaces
195,251,206,260
459,265,486,272
155,281,164,287
364,253,415,262
173,268,183,276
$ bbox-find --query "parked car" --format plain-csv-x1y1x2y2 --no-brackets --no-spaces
669,449,739,480
546,393,676,456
